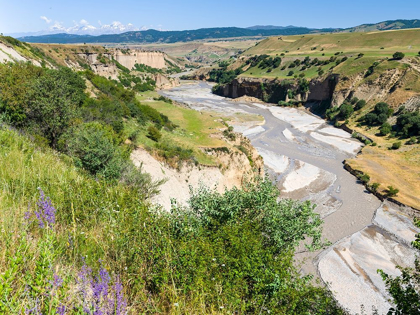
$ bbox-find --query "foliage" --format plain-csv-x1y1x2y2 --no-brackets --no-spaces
396,110,420,137
393,52,405,60
386,185,399,197
355,100,366,110
339,103,354,119
62,122,126,180
379,122,392,136
391,141,402,150
147,125,162,142
363,102,393,126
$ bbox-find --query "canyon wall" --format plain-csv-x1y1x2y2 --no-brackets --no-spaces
214,69,419,113
114,50,167,70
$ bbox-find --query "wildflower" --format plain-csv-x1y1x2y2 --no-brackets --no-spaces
174,303,179,307
221,264,225,267
33,188,56,229
52,274,63,288
56,304,66,315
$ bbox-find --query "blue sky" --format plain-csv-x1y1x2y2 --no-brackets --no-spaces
1,0,420,34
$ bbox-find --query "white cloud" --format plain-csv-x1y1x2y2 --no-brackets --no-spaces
40,16,52,24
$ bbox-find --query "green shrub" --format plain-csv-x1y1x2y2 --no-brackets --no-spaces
355,100,366,110
359,173,370,184
339,103,354,119
379,123,392,136
370,182,380,192
386,186,399,197
147,125,162,142
63,122,125,180
393,52,405,60
391,141,402,150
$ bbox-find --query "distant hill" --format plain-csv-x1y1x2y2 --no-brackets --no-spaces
18,19,420,44
344,19,420,32
19,27,336,44
247,25,303,30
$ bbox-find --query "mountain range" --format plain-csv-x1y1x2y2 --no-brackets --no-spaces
18,19,420,44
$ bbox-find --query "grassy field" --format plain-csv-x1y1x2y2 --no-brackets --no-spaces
135,91,230,165
346,126,420,209
240,29,420,80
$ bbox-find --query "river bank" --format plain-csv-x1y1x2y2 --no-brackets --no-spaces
159,81,419,314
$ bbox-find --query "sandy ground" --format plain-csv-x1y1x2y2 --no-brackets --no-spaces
0,43,27,63
131,148,224,209
318,203,419,314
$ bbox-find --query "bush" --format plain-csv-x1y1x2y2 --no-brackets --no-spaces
147,125,162,142
386,186,399,197
339,103,354,119
287,70,294,76
370,182,380,193
391,141,402,150
393,52,405,60
379,122,392,136
63,122,125,180
359,173,370,184
355,100,366,110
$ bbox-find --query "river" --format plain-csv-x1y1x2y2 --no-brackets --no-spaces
160,81,419,314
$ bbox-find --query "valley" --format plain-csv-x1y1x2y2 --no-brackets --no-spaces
0,15,420,314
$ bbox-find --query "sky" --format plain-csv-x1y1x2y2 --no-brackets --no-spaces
1,0,420,35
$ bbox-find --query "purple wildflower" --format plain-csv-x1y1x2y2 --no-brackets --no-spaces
35,188,56,229
53,274,63,288
56,304,66,315
114,276,127,315
77,260,127,315
25,297,42,315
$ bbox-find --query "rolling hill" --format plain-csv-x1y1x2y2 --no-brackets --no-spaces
17,19,420,45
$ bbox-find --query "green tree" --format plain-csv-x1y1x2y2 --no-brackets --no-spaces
26,67,86,147
63,122,125,180
379,122,392,136
393,52,405,60
147,125,162,142
355,100,366,110
386,186,399,197
391,141,402,150
339,103,354,119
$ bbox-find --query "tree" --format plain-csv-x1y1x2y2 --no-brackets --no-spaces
287,70,294,76
370,182,380,193
147,125,162,142
26,67,86,147
355,100,366,110
339,103,354,119
379,123,392,136
386,186,399,197
391,141,402,150
393,52,405,60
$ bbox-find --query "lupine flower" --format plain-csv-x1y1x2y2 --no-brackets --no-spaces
53,274,64,288
35,188,56,228
56,304,66,315
77,260,127,315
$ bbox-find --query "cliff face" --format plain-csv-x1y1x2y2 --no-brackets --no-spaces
215,68,419,113
214,76,338,105
114,50,167,69
131,133,263,210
